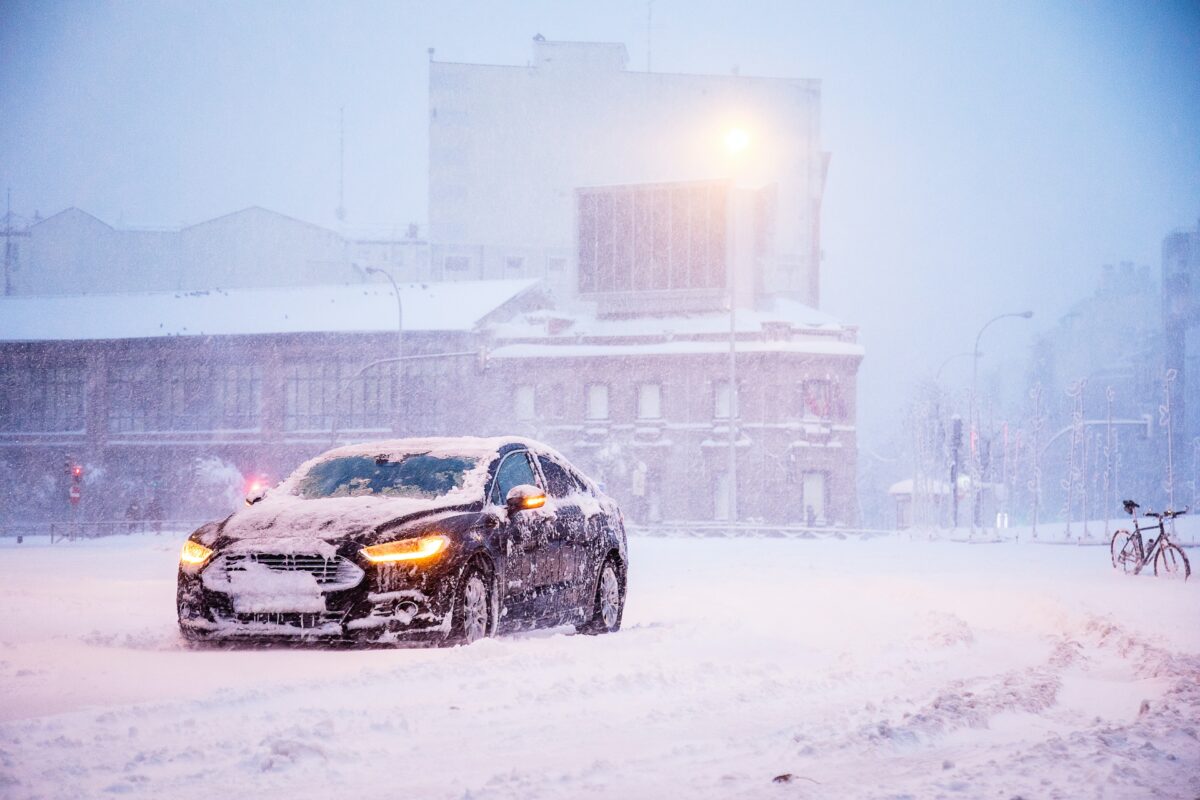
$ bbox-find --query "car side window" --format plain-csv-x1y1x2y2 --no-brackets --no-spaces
565,466,593,496
490,451,537,505
537,455,576,499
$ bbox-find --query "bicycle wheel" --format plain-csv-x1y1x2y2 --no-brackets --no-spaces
1154,543,1191,581
1111,530,1141,573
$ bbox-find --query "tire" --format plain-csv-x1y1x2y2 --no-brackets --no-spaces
1154,543,1191,581
1111,530,1141,574
450,565,493,645
577,557,623,635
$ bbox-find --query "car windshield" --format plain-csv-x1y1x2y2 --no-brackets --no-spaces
296,453,479,500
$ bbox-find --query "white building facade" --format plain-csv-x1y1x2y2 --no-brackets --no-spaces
429,39,829,307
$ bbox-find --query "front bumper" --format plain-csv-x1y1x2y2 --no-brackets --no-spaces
177,547,458,644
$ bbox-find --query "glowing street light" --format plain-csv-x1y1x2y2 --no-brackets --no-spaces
725,127,750,154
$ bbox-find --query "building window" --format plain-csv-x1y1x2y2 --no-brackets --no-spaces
0,364,85,432
578,181,728,295
637,383,662,420
283,361,395,432
541,383,564,419
108,361,262,432
505,256,524,272
444,255,471,272
514,385,535,421
802,471,827,526
713,471,731,521
801,380,833,420
586,384,609,421
713,380,736,419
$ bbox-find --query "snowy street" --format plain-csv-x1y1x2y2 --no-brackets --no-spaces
1,532,1197,799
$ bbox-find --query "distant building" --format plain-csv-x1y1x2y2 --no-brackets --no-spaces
429,39,829,309
1163,218,1199,452
1024,262,1166,512
0,282,861,527
0,38,862,530
2,206,428,296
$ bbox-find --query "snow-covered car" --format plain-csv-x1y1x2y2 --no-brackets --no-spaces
177,437,627,645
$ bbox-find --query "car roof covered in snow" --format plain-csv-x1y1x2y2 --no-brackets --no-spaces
0,280,538,342
309,436,540,464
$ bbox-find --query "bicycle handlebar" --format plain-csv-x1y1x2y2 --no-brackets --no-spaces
1123,500,1188,519
1144,507,1188,519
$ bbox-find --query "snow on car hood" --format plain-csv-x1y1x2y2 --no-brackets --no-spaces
218,494,464,547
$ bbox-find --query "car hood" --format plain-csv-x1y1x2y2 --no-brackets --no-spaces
217,494,464,546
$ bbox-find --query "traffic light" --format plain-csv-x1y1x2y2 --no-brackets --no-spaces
72,464,83,481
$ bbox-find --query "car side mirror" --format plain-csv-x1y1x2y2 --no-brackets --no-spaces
506,484,546,515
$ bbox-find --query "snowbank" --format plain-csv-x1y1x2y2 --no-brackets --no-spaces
0,533,1196,799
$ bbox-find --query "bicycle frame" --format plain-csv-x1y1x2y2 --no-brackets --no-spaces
1112,502,1189,578
1125,514,1167,574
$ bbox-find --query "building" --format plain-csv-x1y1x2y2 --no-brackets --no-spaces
1,38,861,530
1,206,431,296
429,39,829,308
1163,218,1199,452
0,278,860,526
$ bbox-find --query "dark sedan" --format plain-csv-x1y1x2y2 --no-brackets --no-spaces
177,437,627,645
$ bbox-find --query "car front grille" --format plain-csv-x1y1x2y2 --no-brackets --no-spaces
214,552,364,591
230,611,343,629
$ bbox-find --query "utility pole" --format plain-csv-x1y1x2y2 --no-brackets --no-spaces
3,189,31,296
950,415,962,529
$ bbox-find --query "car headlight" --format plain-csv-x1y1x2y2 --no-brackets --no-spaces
360,534,449,563
180,540,214,566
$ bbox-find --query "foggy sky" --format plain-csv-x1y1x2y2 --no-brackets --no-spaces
2,0,1198,448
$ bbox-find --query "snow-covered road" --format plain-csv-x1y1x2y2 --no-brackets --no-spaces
1,532,1197,799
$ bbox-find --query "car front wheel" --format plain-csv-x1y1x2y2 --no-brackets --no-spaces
578,557,623,635
450,565,492,645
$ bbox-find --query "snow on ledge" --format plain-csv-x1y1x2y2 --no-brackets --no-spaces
490,339,865,359
0,280,538,342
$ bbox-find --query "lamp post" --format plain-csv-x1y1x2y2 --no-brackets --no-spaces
364,267,403,433
968,310,1033,533
724,126,750,527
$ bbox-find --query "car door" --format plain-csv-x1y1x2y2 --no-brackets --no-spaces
536,453,590,615
490,449,558,625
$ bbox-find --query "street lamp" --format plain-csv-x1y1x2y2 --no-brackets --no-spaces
968,310,1033,533
936,351,977,384
725,127,750,154
364,267,403,432
724,126,752,527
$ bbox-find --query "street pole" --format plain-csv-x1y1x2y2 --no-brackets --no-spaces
969,311,1033,535
727,238,738,528
365,267,403,437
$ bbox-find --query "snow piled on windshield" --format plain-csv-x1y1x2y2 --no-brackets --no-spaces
211,438,525,545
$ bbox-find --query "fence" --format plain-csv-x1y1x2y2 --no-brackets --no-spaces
627,522,894,539
0,520,208,543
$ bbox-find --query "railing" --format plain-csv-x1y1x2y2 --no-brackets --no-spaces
627,522,894,539
0,520,208,543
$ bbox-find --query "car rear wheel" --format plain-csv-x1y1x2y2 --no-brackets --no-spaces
578,557,623,635
451,565,492,645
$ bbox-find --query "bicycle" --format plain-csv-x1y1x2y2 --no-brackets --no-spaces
1110,500,1191,580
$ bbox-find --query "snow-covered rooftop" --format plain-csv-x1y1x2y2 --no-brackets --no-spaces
487,296,862,358
491,339,864,359
0,280,538,342
488,296,850,339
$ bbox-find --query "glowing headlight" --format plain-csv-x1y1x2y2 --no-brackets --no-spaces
360,534,449,563
180,540,213,566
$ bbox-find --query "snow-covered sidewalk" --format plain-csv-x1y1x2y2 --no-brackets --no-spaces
0,533,1197,799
